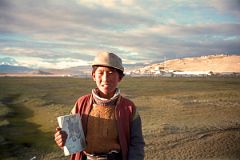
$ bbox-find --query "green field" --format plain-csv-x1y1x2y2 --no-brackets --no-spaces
0,77,240,159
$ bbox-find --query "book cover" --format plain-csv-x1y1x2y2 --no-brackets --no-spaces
57,114,86,156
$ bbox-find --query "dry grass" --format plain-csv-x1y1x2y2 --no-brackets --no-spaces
132,80,240,159
0,77,240,160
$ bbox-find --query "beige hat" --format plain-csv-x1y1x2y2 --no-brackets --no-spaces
92,52,124,72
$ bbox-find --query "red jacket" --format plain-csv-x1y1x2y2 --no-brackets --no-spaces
70,94,137,160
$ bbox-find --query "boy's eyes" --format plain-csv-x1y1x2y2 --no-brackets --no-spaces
97,70,114,74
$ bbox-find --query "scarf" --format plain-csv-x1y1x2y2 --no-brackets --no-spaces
92,88,120,106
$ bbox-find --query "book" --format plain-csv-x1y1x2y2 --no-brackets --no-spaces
57,114,86,156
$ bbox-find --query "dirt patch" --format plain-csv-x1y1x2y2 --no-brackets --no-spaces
139,93,240,160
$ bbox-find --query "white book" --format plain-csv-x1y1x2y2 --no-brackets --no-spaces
57,114,86,156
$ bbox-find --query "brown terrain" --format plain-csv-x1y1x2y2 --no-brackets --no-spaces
136,54,240,73
137,93,240,160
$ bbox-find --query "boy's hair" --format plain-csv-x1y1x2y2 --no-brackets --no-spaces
92,65,125,79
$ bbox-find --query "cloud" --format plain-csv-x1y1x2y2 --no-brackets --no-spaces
210,0,240,18
0,0,151,34
0,57,20,66
0,0,239,68
8,56,91,69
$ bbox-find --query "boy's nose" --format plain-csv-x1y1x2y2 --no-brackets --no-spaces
102,72,109,80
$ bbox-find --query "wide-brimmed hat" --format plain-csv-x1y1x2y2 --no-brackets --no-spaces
92,52,124,72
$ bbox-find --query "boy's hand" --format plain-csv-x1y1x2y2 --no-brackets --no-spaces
54,127,68,148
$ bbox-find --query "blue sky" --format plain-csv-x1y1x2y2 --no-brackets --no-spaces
0,0,240,69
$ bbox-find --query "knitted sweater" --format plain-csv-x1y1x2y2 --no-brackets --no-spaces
70,94,145,160
85,104,120,153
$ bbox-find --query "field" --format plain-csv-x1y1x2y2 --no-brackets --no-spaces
0,77,240,160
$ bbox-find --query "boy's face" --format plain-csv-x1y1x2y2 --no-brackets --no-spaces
92,66,122,99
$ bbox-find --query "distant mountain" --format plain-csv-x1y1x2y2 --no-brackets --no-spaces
43,65,92,76
29,70,53,75
1,54,239,77
124,63,148,72
65,65,92,74
0,64,92,77
132,54,240,74
0,65,33,73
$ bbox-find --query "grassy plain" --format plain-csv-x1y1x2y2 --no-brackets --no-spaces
0,77,240,159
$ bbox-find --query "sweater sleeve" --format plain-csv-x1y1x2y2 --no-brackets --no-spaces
128,111,145,160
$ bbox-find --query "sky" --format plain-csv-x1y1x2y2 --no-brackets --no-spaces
0,0,240,69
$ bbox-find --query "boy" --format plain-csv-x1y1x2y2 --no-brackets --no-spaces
55,52,144,160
